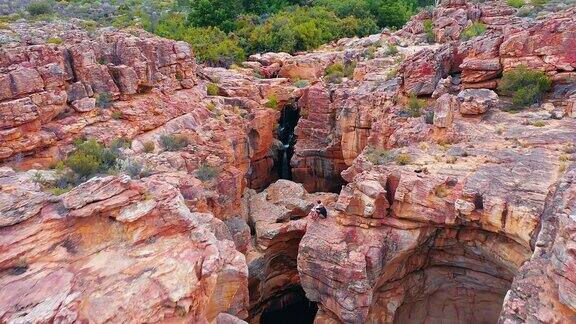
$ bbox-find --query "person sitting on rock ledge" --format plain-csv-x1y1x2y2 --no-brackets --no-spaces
313,200,328,219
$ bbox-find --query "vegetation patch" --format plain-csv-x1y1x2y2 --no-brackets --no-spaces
143,141,155,153
47,37,63,44
294,79,310,88
395,153,411,165
26,0,53,16
385,43,399,56
95,91,113,109
507,0,525,7
196,163,219,181
324,62,356,84
497,65,551,108
423,19,435,43
460,22,487,41
206,82,219,96
265,94,279,110
159,134,189,152
111,111,122,120
403,93,427,117
365,146,392,165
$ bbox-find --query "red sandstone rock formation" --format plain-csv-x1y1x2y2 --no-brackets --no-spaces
0,169,248,323
1,1,576,323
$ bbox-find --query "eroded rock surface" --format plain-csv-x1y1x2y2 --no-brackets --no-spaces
1,0,576,323
0,169,248,323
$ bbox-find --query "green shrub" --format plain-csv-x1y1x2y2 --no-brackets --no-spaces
385,43,399,56
506,0,525,7
48,187,71,196
460,22,487,41
395,153,411,165
143,141,155,153
405,93,426,117
530,0,548,6
325,62,356,83
365,146,392,165
265,94,279,109
207,82,219,96
386,67,399,80
159,134,189,151
95,91,113,109
498,65,551,108
111,111,122,120
47,37,63,44
65,139,119,180
294,79,310,88
26,1,52,16
423,19,435,43
110,137,132,150
196,163,219,181
206,102,217,111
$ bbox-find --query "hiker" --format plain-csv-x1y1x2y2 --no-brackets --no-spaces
313,200,328,219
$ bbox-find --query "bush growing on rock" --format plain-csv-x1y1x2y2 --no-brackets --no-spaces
207,82,219,96
265,95,279,109
143,141,155,153
196,163,219,181
498,65,551,108
385,43,399,56
65,139,119,181
118,159,151,179
395,153,411,165
423,19,435,43
325,62,356,83
460,22,487,40
365,146,392,165
159,134,189,152
506,0,525,7
294,79,310,88
95,91,113,109
404,93,426,117
47,37,63,44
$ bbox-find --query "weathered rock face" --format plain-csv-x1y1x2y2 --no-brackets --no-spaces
0,169,248,323
298,97,576,323
243,180,337,322
0,28,197,163
2,1,576,323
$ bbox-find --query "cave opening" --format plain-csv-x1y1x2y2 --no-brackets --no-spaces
370,228,530,324
275,104,300,181
259,285,317,324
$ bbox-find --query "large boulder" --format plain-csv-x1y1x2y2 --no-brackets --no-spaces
457,88,498,115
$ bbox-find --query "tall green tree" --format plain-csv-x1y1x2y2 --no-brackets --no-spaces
187,0,244,32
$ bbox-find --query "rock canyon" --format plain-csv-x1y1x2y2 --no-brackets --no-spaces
1,0,576,323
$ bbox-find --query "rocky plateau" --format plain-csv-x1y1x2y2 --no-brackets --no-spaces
0,0,575,323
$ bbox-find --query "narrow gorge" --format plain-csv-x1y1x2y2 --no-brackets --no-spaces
1,0,576,323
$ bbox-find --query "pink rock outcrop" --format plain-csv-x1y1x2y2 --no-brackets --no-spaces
0,169,248,323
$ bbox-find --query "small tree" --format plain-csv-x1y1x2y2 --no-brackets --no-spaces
26,1,52,16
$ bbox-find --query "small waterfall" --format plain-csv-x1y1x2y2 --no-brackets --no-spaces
275,105,300,180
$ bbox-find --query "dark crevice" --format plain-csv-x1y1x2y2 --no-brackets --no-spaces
275,104,300,180
259,285,317,324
